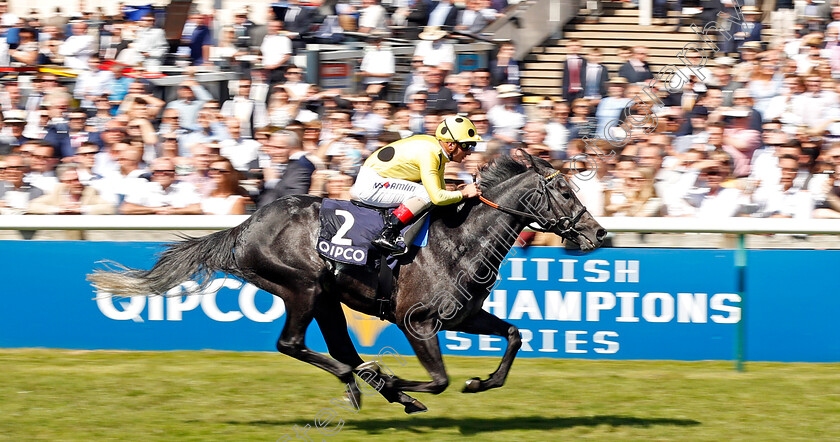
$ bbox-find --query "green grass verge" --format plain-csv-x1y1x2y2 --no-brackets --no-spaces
1,349,838,441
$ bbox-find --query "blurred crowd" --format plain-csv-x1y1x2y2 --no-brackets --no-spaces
0,0,838,225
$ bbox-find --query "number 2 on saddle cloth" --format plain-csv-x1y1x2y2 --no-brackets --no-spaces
317,199,430,266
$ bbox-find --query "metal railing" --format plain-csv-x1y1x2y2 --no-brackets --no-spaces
0,215,838,235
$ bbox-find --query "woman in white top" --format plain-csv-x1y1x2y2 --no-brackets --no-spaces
209,26,244,71
267,86,300,128
201,157,249,215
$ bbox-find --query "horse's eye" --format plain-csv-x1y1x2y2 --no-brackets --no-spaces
561,190,572,199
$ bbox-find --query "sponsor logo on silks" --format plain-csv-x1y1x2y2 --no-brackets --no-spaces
317,238,368,265
374,181,414,191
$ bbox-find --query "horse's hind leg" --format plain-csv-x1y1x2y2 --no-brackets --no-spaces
385,320,450,395
252,276,355,384
314,301,428,414
451,310,521,393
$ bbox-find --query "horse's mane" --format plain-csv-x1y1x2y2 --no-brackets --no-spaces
477,155,529,192
476,153,556,192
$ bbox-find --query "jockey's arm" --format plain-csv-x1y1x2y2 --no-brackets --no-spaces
418,151,463,206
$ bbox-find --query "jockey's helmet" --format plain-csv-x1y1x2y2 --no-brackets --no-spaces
435,116,482,149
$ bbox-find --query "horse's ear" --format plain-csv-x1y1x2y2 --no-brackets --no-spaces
515,148,538,169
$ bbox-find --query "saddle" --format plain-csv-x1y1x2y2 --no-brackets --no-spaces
317,199,430,320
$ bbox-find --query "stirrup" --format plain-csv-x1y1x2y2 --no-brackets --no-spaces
372,235,404,254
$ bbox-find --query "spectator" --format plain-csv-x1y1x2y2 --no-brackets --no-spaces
105,64,134,106
583,48,609,101
201,156,249,215
181,143,215,198
545,100,572,157
164,77,213,132
74,57,113,110
0,154,43,214
360,32,395,100
27,162,114,214
99,21,128,61
91,120,126,178
722,107,762,177
618,46,654,84
423,67,457,112
682,159,746,218
23,141,58,193
261,131,291,190
133,13,168,69
267,86,301,128
357,0,389,34
569,98,598,140
258,130,315,206
470,68,497,110
733,6,764,51
220,117,261,173
181,108,230,154
283,0,317,52
427,0,458,27
595,77,632,141
95,143,148,204
59,21,95,70
72,141,102,185
605,167,663,217
456,0,490,34
562,39,586,102
753,155,814,218
414,26,455,70
188,14,213,66
120,157,202,215
406,91,428,134
261,20,293,88
221,79,269,139
9,27,38,66
2,110,30,152
44,108,89,159
118,82,166,122
282,66,310,101
490,41,520,86
487,84,526,149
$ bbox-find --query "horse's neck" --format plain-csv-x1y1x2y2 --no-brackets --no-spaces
449,183,531,268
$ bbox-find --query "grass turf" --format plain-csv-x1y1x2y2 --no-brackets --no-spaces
0,349,838,441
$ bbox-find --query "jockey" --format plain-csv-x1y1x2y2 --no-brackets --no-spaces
350,115,483,253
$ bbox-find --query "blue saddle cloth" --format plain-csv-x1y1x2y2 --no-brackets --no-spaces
317,199,429,265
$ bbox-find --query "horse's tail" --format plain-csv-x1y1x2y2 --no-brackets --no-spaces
86,222,248,297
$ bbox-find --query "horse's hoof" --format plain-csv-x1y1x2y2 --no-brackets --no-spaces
344,382,362,409
355,360,381,375
404,399,428,414
462,377,482,393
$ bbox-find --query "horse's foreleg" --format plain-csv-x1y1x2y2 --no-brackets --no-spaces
314,301,427,414
451,310,521,393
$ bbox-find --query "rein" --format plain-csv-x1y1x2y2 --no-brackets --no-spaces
476,170,587,238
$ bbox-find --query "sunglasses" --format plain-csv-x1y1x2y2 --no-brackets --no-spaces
209,168,231,174
458,141,476,152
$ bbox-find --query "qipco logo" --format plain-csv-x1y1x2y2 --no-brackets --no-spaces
96,279,285,323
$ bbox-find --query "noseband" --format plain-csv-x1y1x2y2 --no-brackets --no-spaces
477,170,588,240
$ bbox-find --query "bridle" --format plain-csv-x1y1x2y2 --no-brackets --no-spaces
476,169,588,240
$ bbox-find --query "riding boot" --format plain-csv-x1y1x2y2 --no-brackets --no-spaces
372,212,406,254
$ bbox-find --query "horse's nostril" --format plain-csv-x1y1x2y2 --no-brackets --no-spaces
596,229,607,240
